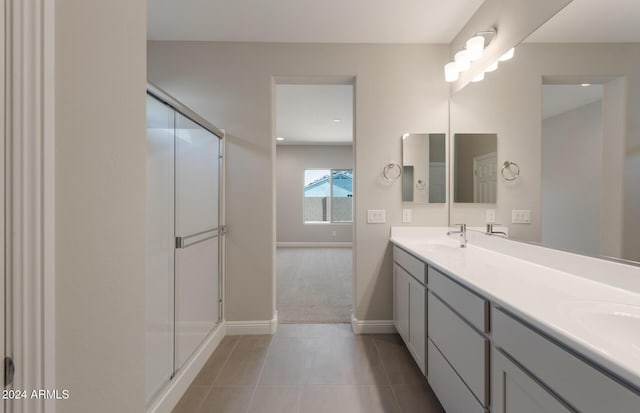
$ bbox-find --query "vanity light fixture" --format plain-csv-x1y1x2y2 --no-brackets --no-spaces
455,50,471,72
466,35,485,61
444,62,459,82
498,48,515,62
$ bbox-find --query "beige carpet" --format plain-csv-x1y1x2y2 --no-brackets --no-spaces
276,247,352,323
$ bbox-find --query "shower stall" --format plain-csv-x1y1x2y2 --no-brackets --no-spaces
145,84,224,407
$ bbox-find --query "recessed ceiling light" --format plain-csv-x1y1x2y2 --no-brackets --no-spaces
333,119,342,123
581,83,592,87
276,137,284,141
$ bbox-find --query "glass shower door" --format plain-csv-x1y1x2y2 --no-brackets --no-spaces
174,113,221,370
145,94,175,404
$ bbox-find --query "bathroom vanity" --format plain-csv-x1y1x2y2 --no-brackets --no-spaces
390,227,640,413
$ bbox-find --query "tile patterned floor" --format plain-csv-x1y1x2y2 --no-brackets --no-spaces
172,324,445,413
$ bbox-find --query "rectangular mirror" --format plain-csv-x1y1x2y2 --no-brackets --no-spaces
453,133,497,204
402,133,446,204
448,2,640,264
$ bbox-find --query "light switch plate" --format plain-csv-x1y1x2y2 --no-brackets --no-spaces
486,209,496,223
367,209,386,224
511,209,531,224
402,209,412,223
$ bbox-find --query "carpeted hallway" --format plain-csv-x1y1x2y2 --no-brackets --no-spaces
277,247,352,323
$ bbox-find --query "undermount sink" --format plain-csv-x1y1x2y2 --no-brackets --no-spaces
412,238,464,252
564,301,640,349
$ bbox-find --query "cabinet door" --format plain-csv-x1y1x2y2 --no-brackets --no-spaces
393,264,410,343
408,277,425,374
493,349,573,413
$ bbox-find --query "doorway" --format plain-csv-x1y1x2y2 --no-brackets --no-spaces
274,81,355,323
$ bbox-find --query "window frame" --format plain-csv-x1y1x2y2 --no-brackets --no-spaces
303,168,353,224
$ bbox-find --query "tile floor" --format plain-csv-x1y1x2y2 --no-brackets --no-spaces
172,324,445,413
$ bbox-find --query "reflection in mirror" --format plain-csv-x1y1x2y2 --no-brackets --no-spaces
448,1,640,263
402,133,446,204
453,133,497,204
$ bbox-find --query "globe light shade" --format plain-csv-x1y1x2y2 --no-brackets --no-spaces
466,35,485,61
499,48,515,62
444,62,459,82
472,72,485,82
455,50,470,72
485,61,499,72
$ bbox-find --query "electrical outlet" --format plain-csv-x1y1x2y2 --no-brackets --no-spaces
367,209,386,224
511,209,531,224
486,209,496,223
402,209,412,223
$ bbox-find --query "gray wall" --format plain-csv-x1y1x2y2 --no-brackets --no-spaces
277,145,353,243
148,42,450,322
450,43,640,257
542,100,602,255
56,0,147,412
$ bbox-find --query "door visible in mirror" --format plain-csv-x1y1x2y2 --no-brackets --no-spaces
454,133,497,204
402,133,447,204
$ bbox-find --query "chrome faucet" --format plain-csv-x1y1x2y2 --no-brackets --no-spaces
486,223,508,237
447,224,467,248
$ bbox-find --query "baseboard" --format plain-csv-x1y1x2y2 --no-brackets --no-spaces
351,313,396,334
276,242,352,248
147,322,226,413
226,310,279,335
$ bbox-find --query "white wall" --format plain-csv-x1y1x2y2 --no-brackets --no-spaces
450,43,640,261
148,42,450,322
542,100,602,255
276,145,353,243
56,1,147,412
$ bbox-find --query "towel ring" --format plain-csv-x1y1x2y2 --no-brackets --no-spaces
415,179,426,190
501,161,520,182
382,162,402,182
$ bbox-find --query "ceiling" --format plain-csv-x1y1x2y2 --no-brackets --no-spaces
276,84,353,145
542,84,603,119
527,0,640,42
148,0,485,43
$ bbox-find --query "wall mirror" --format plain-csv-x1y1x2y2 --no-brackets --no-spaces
453,133,497,204
448,1,640,264
402,133,446,204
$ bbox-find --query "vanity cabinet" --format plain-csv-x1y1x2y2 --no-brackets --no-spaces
492,308,640,413
492,348,571,413
428,267,489,412
392,246,426,374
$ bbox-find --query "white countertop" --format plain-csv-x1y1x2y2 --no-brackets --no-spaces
390,226,640,389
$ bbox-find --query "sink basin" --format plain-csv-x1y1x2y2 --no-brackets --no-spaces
563,301,640,349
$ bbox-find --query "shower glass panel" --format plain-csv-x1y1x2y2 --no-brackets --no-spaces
145,94,175,405
174,113,220,370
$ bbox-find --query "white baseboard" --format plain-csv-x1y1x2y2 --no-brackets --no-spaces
148,322,226,413
277,242,352,248
226,310,279,335
351,313,396,334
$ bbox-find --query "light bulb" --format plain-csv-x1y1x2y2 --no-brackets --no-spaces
499,48,515,62
455,50,470,72
444,62,459,82
466,35,485,61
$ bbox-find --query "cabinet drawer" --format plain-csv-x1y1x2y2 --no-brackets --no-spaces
429,292,488,405
428,339,487,413
493,308,640,413
428,267,488,332
393,246,425,284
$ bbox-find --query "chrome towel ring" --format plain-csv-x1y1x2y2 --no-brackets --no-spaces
383,162,402,182
501,161,520,182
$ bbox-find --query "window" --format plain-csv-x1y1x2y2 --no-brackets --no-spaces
304,169,352,223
